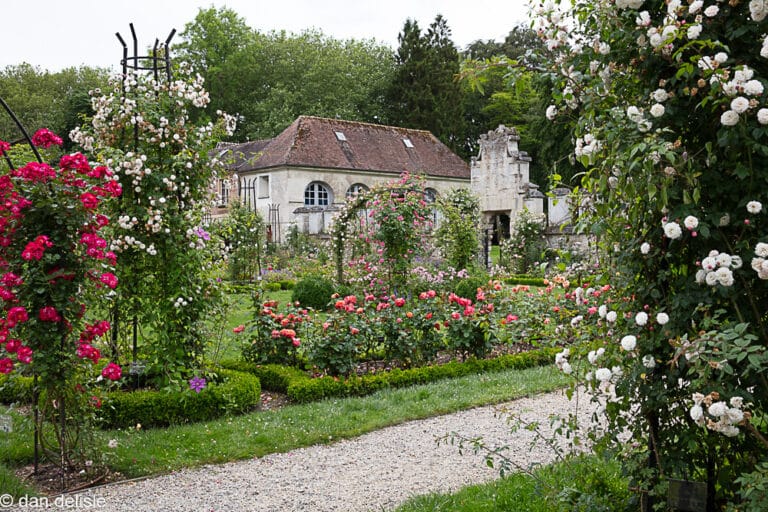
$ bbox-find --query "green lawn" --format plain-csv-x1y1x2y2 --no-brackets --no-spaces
1,365,567,481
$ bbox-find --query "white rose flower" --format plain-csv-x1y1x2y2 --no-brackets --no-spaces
663,222,683,239
690,404,705,424
687,24,703,40
546,105,558,120
730,96,750,114
747,200,763,214
606,311,618,323
726,407,744,424
709,401,728,417
656,312,669,325
695,269,707,284
744,79,764,96
598,304,608,318
689,0,703,13
652,88,669,102
714,52,728,64
641,242,651,254
650,103,665,117
730,396,744,408
756,243,768,258
684,215,699,230
636,311,649,326
620,335,637,351
720,110,740,126
595,367,612,382
704,5,719,16
588,350,599,364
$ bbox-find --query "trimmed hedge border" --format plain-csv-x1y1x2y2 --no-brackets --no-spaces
97,368,261,429
0,374,34,404
222,347,558,403
502,276,546,287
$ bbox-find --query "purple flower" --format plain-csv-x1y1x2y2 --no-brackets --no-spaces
189,376,206,393
194,227,210,241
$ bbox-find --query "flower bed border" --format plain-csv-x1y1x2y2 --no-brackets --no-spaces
222,347,558,403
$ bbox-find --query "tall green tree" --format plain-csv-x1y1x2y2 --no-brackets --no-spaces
385,15,466,156
461,25,581,186
211,29,394,140
0,64,108,151
175,6,254,74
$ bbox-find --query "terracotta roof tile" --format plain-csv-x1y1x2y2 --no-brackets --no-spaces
224,116,469,179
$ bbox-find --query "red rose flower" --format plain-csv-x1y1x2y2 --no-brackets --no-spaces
0,358,13,374
79,192,99,209
101,362,122,381
31,128,63,148
16,345,32,364
100,272,118,289
232,324,245,333
38,306,62,322
6,306,29,327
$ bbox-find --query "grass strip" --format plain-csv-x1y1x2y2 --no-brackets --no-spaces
98,364,567,478
392,454,631,512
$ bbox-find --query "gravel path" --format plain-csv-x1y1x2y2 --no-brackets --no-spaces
11,389,595,512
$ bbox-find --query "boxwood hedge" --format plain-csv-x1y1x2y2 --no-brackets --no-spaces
222,347,558,403
97,368,261,429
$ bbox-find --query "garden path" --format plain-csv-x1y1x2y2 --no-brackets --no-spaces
26,389,596,512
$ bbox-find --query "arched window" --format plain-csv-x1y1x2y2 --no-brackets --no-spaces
346,183,369,199
424,188,438,203
304,181,331,206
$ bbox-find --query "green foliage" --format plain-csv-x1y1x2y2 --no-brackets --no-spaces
286,348,558,403
205,29,394,140
291,275,336,310
501,208,546,274
98,369,260,429
218,360,306,392
211,199,265,281
453,275,488,300
385,16,466,156
435,189,481,270
75,65,236,386
529,0,768,506
0,374,34,404
0,64,109,151
393,454,629,512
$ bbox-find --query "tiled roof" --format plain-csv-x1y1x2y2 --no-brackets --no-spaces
222,116,470,179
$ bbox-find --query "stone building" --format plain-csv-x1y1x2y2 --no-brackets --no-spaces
470,125,545,242
212,116,470,241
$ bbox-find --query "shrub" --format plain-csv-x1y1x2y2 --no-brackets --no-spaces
283,348,557,403
98,369,260,429
291,276,336,310
0,374,34,404
453,275,488,300
219,360,307,392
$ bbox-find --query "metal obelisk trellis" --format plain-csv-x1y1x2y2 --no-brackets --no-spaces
112,24,176,378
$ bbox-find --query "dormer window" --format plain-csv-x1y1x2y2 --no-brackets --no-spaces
403,138,414,148
334,131,347,141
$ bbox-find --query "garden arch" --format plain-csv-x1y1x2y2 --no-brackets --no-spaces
332,184,433,286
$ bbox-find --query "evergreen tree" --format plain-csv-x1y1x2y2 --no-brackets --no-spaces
385,15,466,157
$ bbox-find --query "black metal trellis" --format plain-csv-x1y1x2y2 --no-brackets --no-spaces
115,23,176,83
112,24,176,372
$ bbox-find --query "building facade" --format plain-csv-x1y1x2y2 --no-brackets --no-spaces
213,116,471,241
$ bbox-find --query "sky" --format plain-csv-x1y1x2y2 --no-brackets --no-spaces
1,0,534,72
